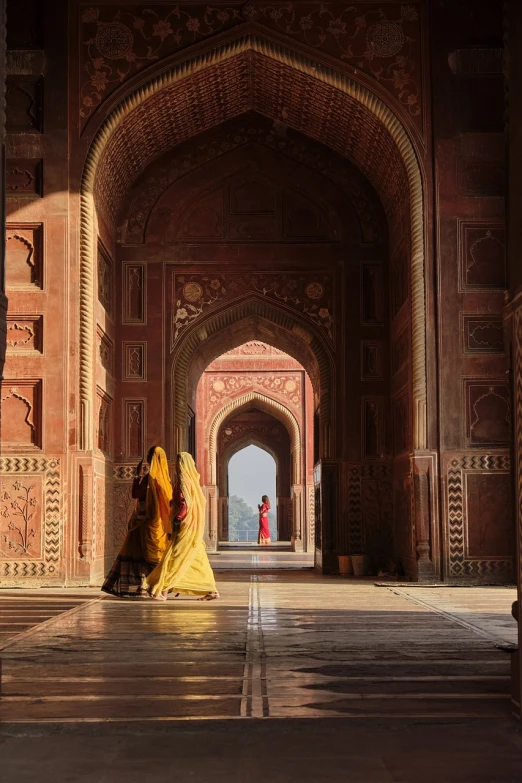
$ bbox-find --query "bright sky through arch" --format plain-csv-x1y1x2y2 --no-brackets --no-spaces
228,445,276,513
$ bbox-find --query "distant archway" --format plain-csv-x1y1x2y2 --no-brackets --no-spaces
209,392,300,485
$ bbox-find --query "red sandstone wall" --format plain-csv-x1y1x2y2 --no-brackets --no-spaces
1,1,514,586
430,0,512,582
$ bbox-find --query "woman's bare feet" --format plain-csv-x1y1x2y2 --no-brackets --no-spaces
149,590,167,601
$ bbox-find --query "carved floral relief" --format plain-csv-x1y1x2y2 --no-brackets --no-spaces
80,4,422,133
172,273,333,344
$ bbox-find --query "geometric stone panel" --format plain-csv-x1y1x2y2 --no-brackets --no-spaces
5,224,43,289
6,315,43,352
6,76,43,132
6,158,43,196
94,474,110,560
96,388,113,457
122,263,145,324
361,263,383,324
123,342,146,381
124,399,145,459
1,380,42,449
465,472,513,558
445,454,513,580
361,341,383,380
362,397,384,458
347,463,393,565
0,456,62,581
459,221,506,290
462,314,504,354
113,464,137,551
465,380,510,446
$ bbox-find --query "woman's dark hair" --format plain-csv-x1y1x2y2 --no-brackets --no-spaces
146,446,156,463
262,495,270,505
134,459,143,477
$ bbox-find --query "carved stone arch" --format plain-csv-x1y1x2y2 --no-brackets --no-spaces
120,115,385,246
172,295,332,457
209,392,301,486
80,33,427,453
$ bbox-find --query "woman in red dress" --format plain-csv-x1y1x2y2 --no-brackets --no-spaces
257,495,271,545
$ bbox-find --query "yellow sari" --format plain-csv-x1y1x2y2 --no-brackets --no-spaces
145,452,217,597
102,447,172,597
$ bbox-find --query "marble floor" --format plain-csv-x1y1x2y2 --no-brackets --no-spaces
0,573,521,781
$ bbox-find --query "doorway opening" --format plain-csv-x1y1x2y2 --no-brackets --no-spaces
227,445,277,545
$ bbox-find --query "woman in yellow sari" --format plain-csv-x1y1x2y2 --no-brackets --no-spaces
146,452,219,601
102,446,172,598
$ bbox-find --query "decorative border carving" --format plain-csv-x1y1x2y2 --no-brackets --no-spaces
208,391,301,485
79,34,426,452
347,462,393,555
0,457,61,580
446,454,513,579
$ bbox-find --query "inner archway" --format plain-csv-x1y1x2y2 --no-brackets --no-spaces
195,340,314,553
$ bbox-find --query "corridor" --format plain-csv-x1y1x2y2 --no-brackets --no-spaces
1,574,522,782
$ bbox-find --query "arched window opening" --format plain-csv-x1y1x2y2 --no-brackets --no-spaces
227,446,277,544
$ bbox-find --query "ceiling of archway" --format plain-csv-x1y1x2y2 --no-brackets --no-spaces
94,52,408,231
80,6,423,135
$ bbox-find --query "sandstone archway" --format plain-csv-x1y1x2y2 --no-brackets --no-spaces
203,391,304,550
80,32,427,456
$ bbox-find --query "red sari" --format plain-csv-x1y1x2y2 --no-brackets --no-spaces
258,503,271,545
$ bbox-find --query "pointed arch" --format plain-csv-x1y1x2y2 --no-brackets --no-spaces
172,295,332,458
79,32,427,453
208,392,301,485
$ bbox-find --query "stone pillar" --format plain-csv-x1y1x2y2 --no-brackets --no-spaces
412,454,438,581
205,484,218,552
314,460,338,573
506,0,522,720
0,0,6,382
291,484,304,553
217,495,228,541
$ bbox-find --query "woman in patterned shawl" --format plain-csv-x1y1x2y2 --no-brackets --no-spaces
102,446,172,598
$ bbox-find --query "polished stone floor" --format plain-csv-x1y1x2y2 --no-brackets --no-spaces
0,572,521,781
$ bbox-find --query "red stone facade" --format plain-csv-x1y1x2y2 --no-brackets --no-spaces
0,1,514,600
